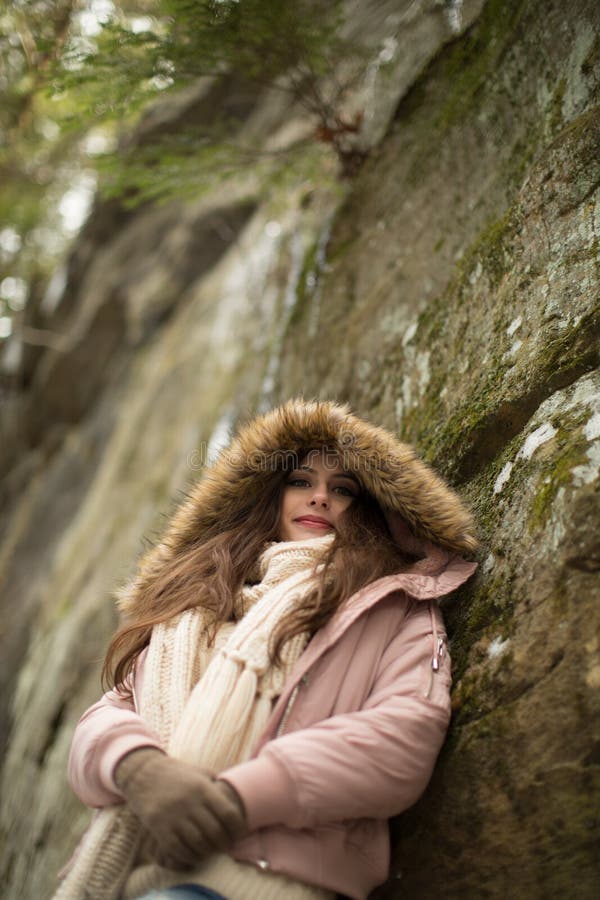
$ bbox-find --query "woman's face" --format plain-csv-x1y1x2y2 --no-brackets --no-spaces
278,449,360,542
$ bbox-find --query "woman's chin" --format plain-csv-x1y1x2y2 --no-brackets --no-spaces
280,524,335,541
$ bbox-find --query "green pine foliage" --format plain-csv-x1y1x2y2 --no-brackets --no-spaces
0,0,364,347
52,0,364,204
57,1,349,108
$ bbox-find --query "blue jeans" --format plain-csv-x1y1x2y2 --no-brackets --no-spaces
137,886,227,900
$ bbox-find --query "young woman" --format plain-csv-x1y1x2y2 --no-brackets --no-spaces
55,399,478,900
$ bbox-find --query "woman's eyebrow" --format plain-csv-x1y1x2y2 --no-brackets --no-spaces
296,465,360,485
335,472,361,486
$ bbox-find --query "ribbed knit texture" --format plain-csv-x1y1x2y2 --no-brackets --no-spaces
53,535,333,900
124,852,335,900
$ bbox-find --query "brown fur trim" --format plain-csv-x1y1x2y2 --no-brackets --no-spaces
118,399,477,615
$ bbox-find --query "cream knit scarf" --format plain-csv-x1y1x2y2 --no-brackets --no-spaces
54,535,333,900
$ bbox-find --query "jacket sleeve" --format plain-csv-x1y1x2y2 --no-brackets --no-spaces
67,649,164,808
220,600,451,830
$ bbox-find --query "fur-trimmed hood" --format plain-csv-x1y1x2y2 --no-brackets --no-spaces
118,399,477,615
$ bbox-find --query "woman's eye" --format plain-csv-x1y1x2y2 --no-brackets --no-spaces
286,477,357,496
334,485,356,497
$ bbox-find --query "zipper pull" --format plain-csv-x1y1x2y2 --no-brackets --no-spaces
431,637,444,671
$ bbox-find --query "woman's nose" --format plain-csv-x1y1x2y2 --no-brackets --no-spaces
309,487,329,507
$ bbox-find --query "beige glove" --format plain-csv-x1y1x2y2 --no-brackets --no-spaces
115,747,248,870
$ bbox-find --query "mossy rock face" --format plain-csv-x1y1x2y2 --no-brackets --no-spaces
277,0,599,433
375,371,600,899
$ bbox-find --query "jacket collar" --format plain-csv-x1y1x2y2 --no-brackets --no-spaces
265,552,476,732
303,553,476,666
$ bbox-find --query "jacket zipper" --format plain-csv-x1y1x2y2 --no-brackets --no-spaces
425,601,445,699
257,675,308,870
276,683,301,738
425,637,445,699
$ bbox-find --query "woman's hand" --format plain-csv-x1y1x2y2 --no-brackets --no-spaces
115,747,247,870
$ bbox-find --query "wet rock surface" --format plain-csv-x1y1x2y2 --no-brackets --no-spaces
0,1,598,897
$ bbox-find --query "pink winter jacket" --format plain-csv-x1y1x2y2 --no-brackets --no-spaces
68,554,476,900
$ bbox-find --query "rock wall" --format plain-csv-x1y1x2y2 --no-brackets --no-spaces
1,1,598,898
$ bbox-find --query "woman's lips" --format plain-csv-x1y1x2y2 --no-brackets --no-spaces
294,516,333,529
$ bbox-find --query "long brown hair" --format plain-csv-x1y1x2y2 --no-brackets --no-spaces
103,454,412,692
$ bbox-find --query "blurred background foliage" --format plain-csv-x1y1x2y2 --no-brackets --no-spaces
0,0,366,356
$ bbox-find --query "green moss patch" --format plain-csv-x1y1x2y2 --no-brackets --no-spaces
396,0,532,139
528,424,591,532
